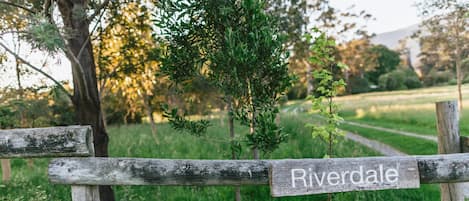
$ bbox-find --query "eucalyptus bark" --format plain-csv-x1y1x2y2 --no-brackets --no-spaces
57,1,114,200
304,60,313,95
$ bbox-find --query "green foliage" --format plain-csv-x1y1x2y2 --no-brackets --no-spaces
423,69,454,86
245,108,288,155
24,16,64,53
161,104,210,136
307,70,346,157
379,69,422,91
158,0,293,156
307,29,347,158
308,27,337,67
0,86,75,128
348,76,370,94
365,45,401,85
0,105,15,129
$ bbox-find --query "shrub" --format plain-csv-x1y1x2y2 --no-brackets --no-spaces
378,69,422,91
287,84,307,100
423,70,454,86
403,70,422,89
378,70,406,91
348,76,370,94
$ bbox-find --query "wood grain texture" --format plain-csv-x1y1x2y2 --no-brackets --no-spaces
436,101,464,201
72,185,100,201
270,157,420,197
0,126,93,158
49,154,469,186
49,158,270,185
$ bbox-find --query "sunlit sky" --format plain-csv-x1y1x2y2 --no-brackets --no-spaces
1,0,424,88
330,0,421,34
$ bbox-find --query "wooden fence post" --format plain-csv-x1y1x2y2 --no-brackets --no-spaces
436,101,464,201
71,131,100,201
1,159,11,183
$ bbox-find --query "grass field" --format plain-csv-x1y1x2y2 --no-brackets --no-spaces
0,113,441,201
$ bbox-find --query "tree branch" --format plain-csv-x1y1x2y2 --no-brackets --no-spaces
78,6,106,60
0,41,73,100
88,0,111,21
0,1,36,14
46,12,93,105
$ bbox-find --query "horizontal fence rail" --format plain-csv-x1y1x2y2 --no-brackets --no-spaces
0,126,94,158
49,153,469,186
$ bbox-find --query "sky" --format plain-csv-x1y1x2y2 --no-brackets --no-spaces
330,0,422,34
0,0,424,88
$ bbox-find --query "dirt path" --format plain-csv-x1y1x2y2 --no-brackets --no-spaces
344,132,407,156
343,121,438,142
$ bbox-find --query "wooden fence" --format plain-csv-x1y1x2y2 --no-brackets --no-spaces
0,126,99,200
1,100,469,201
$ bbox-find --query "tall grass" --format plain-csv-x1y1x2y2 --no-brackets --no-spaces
0,114,439,200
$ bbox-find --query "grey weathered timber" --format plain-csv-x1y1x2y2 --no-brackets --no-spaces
49,154,469,186
71,185,100,201
436,101,464,201
0,126,94,158
270,156,420,197
49,158,270,185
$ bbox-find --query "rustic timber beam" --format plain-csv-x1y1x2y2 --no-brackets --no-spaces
0,126,94,158
49,153,469,186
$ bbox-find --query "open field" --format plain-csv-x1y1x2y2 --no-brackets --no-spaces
0,113,440,201
285,84,469,136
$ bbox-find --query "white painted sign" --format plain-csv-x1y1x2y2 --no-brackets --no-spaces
270,156,420,197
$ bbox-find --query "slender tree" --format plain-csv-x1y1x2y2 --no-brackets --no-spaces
416,0,469,111
0,1,115,200
158,0,292,200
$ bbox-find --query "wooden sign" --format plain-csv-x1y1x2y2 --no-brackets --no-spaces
270,156,420,197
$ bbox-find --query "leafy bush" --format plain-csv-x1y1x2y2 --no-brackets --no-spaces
403,70,422,89
423,70,454,86
348,76,370,94
378,71,406,91
287,84,307,100
378,69,422,91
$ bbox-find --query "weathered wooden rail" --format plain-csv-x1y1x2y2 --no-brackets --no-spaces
0,126,99,201
47,154,469,186
0,126,94,158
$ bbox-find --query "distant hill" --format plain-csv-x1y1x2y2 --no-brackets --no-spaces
370,24,421,68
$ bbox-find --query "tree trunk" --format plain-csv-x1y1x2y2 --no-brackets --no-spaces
304,60,313,96
16,57,34,168
228,98,241,201
143,94,159,145
57,1,114,200
456,56,463,112
247,80,259,160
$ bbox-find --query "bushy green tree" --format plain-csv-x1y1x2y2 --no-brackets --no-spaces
158,0,292,158
365,45,401,85
158,1,293,199
378,69,422,91
416,0,469,110
307,28,347,201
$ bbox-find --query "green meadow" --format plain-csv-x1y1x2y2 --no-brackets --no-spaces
4,84,469,200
